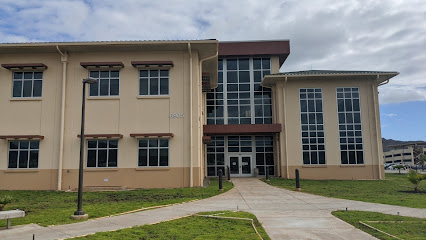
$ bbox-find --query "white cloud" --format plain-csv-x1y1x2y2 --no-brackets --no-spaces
0,0,425,104
382,113,398,118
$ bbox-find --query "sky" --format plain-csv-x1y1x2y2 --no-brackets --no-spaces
0,0,425,140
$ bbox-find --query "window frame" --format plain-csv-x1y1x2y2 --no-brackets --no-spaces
11,71,44,98
336,87,364,165
8,140,40,169
299,88,326,165
88,70,120,97
86,139,119,168
137,138,170,167
207,57,272,125
138,69,170,96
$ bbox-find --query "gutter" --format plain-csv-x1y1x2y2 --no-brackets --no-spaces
196,50,218,186
373,75,382,179
284,77,289,178
188,43,193,187
56,46,68,190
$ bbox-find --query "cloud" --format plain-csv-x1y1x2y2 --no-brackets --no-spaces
0,0,425,104
382,113,398,118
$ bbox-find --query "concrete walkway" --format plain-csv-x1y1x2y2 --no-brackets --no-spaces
1,178,425,240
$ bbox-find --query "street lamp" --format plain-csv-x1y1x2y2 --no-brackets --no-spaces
71,77,98,220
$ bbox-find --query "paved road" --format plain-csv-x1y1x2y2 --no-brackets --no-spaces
1,178,425,240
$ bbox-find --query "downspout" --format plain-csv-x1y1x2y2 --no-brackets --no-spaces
373,75,382,179
199,51,218,186
188,43,193,187
283,77,289,178
56,46,68,190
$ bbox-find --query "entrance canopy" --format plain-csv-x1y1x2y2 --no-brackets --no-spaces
203,124,281,135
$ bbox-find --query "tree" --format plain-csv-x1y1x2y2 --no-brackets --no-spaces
393,165,405,174
407,170,425,193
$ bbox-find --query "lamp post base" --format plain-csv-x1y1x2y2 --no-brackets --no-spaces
71,214,89,220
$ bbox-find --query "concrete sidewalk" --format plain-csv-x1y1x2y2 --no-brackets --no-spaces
1,178,425,240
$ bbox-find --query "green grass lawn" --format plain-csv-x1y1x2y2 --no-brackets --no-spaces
332,211,426,240
0,179,232,227
264,173,426,208
73,211,270,240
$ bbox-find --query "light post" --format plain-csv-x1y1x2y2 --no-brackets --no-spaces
71,77,98,220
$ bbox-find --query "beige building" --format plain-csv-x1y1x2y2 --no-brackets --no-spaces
0,40,398,190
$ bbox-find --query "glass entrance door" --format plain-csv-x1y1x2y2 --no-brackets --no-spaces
229,155,252,177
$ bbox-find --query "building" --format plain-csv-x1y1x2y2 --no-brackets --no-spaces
384,143,426,166
0,40,398,190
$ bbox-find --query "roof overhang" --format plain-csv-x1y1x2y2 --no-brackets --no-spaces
219,40,290,67
262,71,399,87
0,39,219,91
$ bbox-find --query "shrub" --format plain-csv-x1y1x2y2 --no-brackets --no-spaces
0,195,12,211
407,170,425,192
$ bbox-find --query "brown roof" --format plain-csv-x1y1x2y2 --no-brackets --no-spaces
130,133,174,138
203,124,282,135
80,62,124,68
1,63,47,70
0,135,44,140
77,134,123,139
131,61,174,67
219,40,290,67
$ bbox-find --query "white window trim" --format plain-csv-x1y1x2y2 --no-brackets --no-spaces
7,140,40,169
336,87,365,165
86,139,119,168
207,58,272,125
299,88,327,165
138,69,170,96
137,139,170,167
88,70,120,97
11,71,44,98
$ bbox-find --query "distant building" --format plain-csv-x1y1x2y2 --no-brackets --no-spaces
384,143,426,165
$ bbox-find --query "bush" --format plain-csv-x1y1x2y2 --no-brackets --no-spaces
407,170,425,192
0,195,12,210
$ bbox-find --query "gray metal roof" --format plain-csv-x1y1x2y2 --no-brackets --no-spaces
270,70,399,76
0,39,216,45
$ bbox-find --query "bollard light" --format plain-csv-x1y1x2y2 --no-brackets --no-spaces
218,169,223,191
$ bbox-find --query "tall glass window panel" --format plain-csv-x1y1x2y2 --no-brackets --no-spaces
255,136,274,175
12,72,43,98
253,58,272,124
8,140,40,169
300,88,326,165
337,87,364,164
227,58,251,124
86,140,118,168
89,70,120,96
139,70,169,96
206,59,225,125
138,139,169,167
206,136,225,176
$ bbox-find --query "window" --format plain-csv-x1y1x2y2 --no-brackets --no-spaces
12,72,43,98
253,58,272,124
89,70,119,96
300,88,326,165
337,87,364,164
206,136,225,176
138,139,169,167
206,59,224,125
255,136,274,175
87,140,118,168
8,140,39,169
139,70,169,95
207,57,271,125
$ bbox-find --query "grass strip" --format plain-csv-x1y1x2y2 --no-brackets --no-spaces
332,210,426,240
72,211,270,240
0,178,232,227
264,173,426,208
